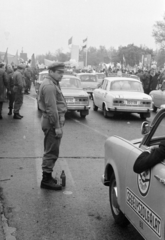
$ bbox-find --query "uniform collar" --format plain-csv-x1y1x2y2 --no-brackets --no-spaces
47,74,60,86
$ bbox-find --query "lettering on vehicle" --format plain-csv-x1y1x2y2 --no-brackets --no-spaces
126,188,161,238
137,170,151,196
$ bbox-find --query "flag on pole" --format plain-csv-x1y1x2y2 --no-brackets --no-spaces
4,48,8,64
68,37,72,45
82,38,88,49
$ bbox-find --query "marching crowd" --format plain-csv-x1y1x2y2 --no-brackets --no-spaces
0,62,38,120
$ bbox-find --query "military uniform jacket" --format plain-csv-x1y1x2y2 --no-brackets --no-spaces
133,141,165,174
13,70,24,92
0,68,8,102
38,75,67,129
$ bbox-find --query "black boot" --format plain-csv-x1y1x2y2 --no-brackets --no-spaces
18,113,23,118
13,113,22,119
8,108,12,115
40,172,62,190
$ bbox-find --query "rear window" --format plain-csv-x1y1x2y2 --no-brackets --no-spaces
79,75,97,82
39,73,48,81
60,77,82,89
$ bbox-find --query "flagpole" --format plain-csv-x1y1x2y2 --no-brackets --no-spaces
86,48,87,67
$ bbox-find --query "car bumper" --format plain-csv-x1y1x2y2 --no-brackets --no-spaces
108,107,152,113
67,105,90,111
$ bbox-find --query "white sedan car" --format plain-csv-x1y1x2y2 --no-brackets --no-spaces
93,77,152,119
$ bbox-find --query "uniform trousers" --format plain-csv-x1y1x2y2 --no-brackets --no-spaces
8,92,15,109
13,92,23,113
42,127,62,173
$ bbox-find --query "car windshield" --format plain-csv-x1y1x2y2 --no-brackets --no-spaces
79,75,97,82
60,77,82,89
39,73,48,81
110,80,143,92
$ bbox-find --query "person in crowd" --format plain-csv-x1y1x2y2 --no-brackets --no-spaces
149,67,159,91
133,141,165,174
13,64,25,119
141,70,150,94
0,62,8,119
24,65,32,94
38,62,67,190
6,65,14,116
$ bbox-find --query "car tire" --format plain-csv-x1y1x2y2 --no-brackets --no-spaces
103,105,108,118
109,173,129,227
80,112,86,119
140,113,149,120
93,101,98,111
153,104,157,113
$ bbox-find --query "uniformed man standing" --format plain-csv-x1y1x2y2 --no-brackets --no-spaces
13,64,25,119
0,62,8,119
38,62,67,190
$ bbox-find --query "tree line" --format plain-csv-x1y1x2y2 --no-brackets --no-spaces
36,13,165,69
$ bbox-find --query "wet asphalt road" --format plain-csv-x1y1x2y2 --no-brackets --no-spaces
0,87,155,240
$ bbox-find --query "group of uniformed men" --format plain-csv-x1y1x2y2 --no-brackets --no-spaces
0,62,37,120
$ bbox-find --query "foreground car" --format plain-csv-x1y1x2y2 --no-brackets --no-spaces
77,73,98,97
93,77,152,119
150,80,165,112
102,107,165,239
36,71,90,118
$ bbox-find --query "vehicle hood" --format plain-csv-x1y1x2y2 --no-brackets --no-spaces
81,82,98,88
61,88,88,97
109,91,152,100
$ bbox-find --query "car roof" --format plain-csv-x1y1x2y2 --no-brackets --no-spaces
77,73,97,76
39,71,79,79
104,77,141,83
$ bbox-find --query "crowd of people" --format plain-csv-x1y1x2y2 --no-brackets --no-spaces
0,62,38,120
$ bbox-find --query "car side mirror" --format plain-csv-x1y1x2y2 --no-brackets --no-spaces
141,121,150,135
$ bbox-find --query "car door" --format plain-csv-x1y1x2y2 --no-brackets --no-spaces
125,114,165,240
97,80,108,109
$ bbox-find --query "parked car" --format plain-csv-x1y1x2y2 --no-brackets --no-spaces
35,70,90,118
150,80,165,112
102,106,165,240
77,73,98,98
93,77,152,119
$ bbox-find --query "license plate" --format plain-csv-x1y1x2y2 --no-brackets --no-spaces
66,99,75,103
126,100,138,105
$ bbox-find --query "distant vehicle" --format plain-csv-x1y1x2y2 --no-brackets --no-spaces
77,73,98,98
150,80,165,112
93,77,152,119
35,70,90,118
102,106,165,240
95,73,105,83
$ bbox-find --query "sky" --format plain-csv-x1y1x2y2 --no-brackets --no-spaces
0,0,165,58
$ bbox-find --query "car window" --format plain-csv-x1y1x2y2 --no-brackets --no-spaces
102,80,108,90
110,80,143,92
39,73,48,81
79,75,97,82
97,74,105,79
60,77,82,89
